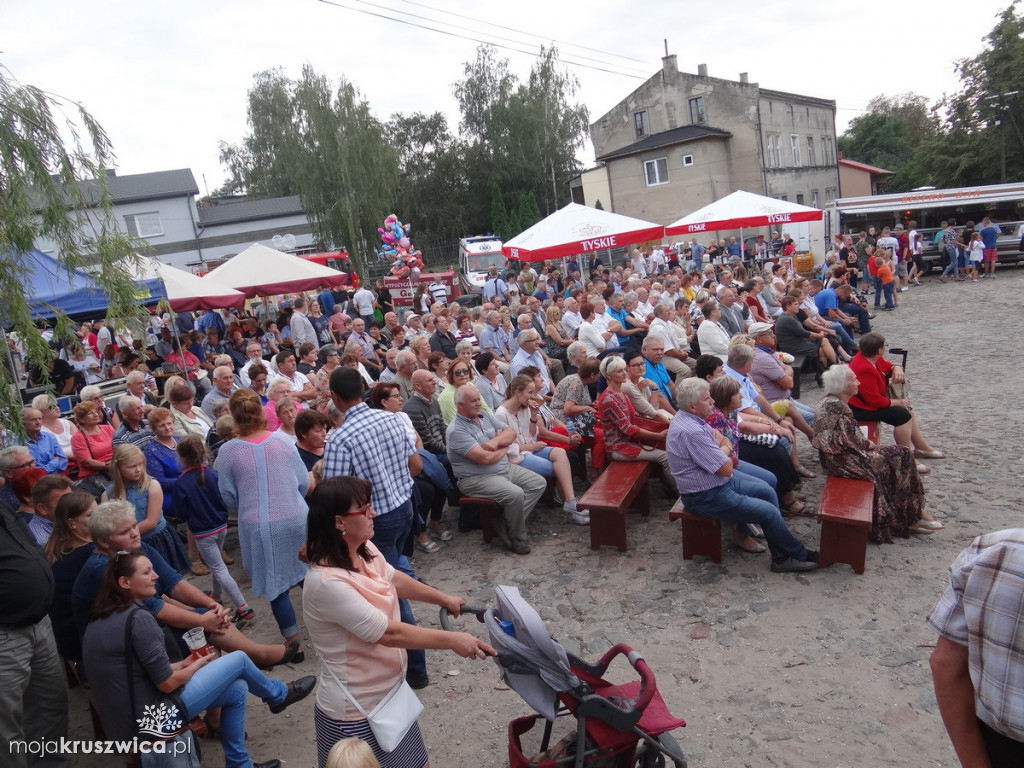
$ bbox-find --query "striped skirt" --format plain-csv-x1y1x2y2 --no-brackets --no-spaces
314,705,428,768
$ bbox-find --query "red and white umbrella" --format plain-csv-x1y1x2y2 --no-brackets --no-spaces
502,203,664,262
665,190,822,237
128,257,246,311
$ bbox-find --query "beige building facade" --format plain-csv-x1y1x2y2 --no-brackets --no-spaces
587,56,840,230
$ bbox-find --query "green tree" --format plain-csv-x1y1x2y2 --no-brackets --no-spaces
220,66,400,275
386,111,469,247
507,209,523,239
838,93,938,190
490,183,509,240
517,191,542,231
454,46,589,232
1,65,146,432
924,4,1024,185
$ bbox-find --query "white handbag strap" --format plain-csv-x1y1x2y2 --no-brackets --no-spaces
321,647,407,719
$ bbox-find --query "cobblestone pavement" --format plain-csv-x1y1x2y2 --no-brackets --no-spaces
68,267,1024,767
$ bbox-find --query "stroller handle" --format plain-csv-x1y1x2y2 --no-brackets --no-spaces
439,605,487,632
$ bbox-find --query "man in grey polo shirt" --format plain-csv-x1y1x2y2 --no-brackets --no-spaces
446,385,546,555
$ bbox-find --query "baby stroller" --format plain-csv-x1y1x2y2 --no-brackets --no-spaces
442,586,687,767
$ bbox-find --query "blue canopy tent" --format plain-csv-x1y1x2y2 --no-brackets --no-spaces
13,249,166,320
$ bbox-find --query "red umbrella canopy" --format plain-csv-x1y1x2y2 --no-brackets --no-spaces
665,190,822,237
502,203,665,262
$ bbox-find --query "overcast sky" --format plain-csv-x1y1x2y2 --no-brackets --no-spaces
4,0,1013,195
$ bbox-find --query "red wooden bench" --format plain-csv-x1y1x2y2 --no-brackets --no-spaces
668,499,722,563
578,461,651,552
817,476,874,574
856,421,880,444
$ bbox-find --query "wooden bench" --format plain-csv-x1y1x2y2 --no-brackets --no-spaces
817,476,874,574
856,421,880,444
668,499,722,563
578,461,651,552
459,496,501,544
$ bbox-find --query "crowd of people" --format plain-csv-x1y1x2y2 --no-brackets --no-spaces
1,241,958,768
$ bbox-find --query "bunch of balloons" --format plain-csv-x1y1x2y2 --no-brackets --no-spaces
377,213,424,280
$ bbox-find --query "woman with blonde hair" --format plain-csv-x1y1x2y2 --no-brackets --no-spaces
32,393,78,464
326,738,380,768
105,443,190,574
70,400,115,480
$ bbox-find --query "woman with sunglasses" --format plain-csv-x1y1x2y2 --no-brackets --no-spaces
302,476,494,768
438,359,485,425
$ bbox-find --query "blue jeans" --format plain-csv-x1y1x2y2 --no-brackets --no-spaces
872,275,884,305
371,499,427,680
517,447,555,477
880,282,895,309
681,474,813,563
179,650,287,768
828,321,858,354
269,589,299,638
942,248,961,277
737,461,776,488
788,398,816,426
839,301,872,334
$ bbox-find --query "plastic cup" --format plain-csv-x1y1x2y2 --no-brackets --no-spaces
183,627,206,653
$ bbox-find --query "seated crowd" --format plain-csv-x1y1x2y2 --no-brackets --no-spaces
1,251,947,768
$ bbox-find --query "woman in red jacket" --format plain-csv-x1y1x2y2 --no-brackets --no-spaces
847,332,944,474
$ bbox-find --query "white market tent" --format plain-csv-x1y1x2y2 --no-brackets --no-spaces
129,257,246,311
665,189,823,237
203,243,348,298
502,202,665,262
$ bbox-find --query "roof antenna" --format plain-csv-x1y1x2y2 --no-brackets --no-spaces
664,39,669,57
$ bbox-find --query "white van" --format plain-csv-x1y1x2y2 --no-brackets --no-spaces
458,236,505,291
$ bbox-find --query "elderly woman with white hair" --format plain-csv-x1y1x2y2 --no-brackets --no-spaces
79,384,121,429
595,355,676,492
695,300,731,363
812,364,942,541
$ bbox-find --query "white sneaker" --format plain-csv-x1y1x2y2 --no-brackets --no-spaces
566,510,591,525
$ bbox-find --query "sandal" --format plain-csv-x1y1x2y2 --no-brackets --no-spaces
915,463,932,475
733,537,767,554
795,466,817,479
783,500,815,517
428,527,454,542
915,519,945,530
415,538,441,554
908,523,936,535
914,449,946,459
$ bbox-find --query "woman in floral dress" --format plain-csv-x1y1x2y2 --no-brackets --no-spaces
812,365,942,542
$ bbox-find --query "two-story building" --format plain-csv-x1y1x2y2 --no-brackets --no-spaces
577,55,840,249
35,168,315,272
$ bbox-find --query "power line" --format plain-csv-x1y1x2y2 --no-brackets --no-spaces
315,0,649,81
391,0,650,66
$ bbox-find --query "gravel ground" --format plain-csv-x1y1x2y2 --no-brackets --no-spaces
67,266,1024,767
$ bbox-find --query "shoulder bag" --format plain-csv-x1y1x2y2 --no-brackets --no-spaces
322,648,423,752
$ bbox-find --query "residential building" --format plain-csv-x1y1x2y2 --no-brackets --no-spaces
585,55,840,248
34,168,315,272
837,155,894,197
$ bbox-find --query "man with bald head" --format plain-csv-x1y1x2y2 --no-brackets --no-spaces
19,408,67,474
403,370,448,456
201,364,237,420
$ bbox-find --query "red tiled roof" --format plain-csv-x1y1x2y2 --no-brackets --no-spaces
839,158,894,175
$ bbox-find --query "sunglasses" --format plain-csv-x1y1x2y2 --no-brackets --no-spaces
347,502,373,518
453,369,471,376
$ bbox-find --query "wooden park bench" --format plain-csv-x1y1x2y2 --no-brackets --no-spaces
668,499,722,563
817,476,874,574
578,461,651,552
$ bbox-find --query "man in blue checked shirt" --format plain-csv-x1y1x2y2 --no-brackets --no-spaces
322,367,431,688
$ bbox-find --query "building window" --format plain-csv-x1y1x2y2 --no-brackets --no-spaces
806,137,816,166
766,133,782,169
821,137,828,166
791,134,801,167
778,194,788,202
644,157,669,186
812,190,819,208
689,96,705,125
796,193,805,205
634,111,650,138
827,136,835,163
124,212,163,238
682,154,694,167
825,187,837,202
